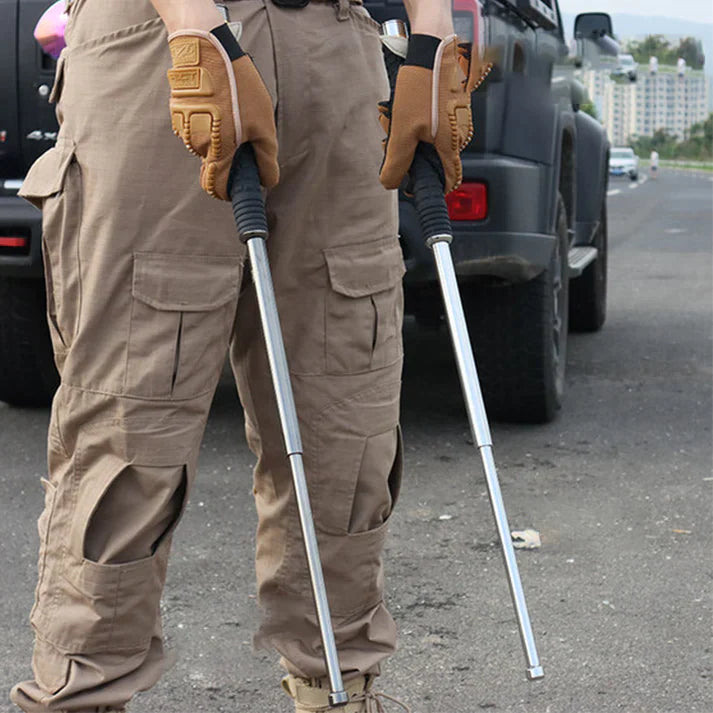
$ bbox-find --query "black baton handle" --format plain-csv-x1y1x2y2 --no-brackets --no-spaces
410,148,453,241
228,143,268,243
382,45,453,243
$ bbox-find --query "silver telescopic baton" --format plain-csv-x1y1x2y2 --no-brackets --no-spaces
380,20,544,682
228,145,349,707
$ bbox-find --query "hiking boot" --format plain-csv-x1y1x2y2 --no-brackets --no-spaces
281,674,409,712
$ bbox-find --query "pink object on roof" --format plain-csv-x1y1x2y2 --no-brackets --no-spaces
34,1,67,60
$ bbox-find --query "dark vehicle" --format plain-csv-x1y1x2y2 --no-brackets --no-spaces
367,0,613,422
0,0,61,406
1,0,612,422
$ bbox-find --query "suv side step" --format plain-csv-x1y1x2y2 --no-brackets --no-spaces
568,246,598,277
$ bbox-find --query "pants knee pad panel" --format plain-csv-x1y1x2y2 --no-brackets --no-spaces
31,421,196,657
257,377,403,619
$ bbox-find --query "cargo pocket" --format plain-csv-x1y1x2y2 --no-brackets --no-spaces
19,139,82,362
49,49,66,106
317,427,402,617
324,237,405,375
126,252,241,399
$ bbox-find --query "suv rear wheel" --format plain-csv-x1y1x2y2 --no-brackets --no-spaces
462,195,570,423
570,198,607,332
0,277,59,407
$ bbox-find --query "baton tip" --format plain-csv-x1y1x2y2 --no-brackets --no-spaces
328,690,349,707
527,666,545,681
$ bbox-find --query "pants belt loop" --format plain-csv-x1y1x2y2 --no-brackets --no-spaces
336,0,350,21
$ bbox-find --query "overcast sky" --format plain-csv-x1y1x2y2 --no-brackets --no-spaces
561,0,713,24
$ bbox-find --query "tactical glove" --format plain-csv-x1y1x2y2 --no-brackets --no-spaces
167,24,279,199
379,34,492,195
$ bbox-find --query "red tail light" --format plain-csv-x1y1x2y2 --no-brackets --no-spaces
0,237,28,248
446,182,488,221
452,0,480,44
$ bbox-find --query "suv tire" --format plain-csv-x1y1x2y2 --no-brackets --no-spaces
0,277,59,407
570,198,607,332
462,195,570,423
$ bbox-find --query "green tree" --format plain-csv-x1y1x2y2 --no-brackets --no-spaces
628,35,674,65
675,37,705,70
627,35,706,70
631,128,678,159
678,114,713,159
580,101,599,120
630,114,713,161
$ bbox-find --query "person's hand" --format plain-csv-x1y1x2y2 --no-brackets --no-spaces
379,35,492,194
167,24,279,199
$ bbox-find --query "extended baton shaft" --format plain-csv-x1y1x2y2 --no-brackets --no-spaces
431,240,544,680
247,237,348,705
247,238,302,456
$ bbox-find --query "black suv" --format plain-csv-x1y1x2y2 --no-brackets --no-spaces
367,0,613,422
1,0,613,422
0,0,60,406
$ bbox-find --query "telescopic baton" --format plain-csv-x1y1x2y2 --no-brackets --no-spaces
228,145,349,707
380,20,544,682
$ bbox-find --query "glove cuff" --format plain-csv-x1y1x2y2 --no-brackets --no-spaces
404,34,441,69
210,23,245,61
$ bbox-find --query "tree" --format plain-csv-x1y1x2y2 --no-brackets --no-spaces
678,114,713,159
676,37,705,70
580,101,599,120
627,35,705,70
630,114,713,160
628,35,674,65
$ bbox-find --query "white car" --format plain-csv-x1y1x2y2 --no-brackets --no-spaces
613,53,638,81
609,147,639,181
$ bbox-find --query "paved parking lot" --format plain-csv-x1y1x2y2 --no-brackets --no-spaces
1,169,711,712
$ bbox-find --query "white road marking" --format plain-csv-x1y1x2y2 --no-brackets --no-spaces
608,175,647,197
665,228,686,234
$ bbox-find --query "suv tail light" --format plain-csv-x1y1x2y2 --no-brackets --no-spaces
452,0,481,44
0,229,31,255
0,237,28,248
446,182,488,221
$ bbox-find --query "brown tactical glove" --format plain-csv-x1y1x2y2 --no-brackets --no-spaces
379,34,492,195
167,24,279,199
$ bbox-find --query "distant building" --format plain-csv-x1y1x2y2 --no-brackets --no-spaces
581,64,709,145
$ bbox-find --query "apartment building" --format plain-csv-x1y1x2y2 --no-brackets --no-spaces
581,64,709,145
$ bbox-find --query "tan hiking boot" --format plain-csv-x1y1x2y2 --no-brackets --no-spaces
281,674,410,712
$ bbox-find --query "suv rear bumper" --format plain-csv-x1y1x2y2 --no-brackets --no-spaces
399,155,555,285
0,196,43,278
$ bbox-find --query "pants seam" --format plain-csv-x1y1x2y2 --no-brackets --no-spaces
62,381,215,402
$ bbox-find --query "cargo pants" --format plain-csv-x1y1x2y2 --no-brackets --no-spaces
11,1,404,710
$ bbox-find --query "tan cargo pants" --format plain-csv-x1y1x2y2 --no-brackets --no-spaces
11,1,403,710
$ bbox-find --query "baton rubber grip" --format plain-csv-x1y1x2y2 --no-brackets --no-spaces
410,145,452,241
228,143,268,243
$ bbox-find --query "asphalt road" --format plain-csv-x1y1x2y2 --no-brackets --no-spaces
1,168,711,713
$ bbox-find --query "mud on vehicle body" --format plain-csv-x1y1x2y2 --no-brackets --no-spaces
1,0,613,420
